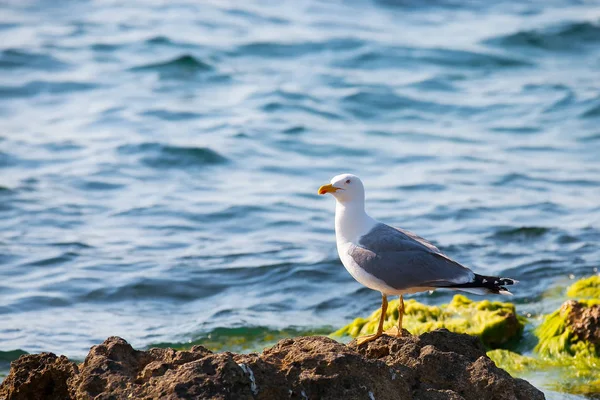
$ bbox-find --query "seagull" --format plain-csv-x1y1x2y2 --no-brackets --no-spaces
318,173,517,345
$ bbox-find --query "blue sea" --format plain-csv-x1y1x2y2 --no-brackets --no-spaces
1,0,599,397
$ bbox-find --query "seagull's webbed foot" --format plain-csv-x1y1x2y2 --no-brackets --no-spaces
384,326,403,337
356,293,388,346
356,332,383,345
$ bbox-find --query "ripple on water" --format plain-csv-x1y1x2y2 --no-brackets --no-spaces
0,185,14,194
234,38,364,58
408,76,458,92
130,55,214,79
0,350,27,363
336,46,530,70
581,96,600,119
0,49,69,70
147,326,328,354
485,21,600,52
82,277,228,303
417,47,531,68
74,179,126,191
145,36,176,45
117,142,227,169
22,252,79,268
140,109,204,121
281,125,307,135
0,3,599,396
0,81,97,99
261,102,343,121
0,349,27,377
489,226,551,241
341,88,433,118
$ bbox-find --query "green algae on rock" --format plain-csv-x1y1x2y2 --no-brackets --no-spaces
488,348,600,396
567,275,600,299
522,298,600,396
535,299,600,358
332,295,524,348
487,349,542,374
149,326,331,354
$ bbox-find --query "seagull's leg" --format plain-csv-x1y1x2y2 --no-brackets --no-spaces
384,294,404,337
356,293,387,345
397,294,405,335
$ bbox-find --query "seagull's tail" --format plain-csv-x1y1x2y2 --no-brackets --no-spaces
450,274,518,296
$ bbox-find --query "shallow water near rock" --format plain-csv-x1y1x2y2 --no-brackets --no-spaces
1,1,599,398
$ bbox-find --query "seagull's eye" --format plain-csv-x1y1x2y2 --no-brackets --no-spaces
345,179,351,184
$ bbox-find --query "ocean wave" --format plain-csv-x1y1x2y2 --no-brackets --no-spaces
74,179,126,191
0,80,97,99
262,102,343,120
117,142,227,169
82,277,227,302
140,109,204,121
0,349,27,363
337,46,529,70
485,21,600,52
0,49,68,70
340,87,480,119
581,96,600,118
418,47,531,68
234,38,364,58
147,326,327,353
490,226,551,241
130,55,214,79
144,36,196,49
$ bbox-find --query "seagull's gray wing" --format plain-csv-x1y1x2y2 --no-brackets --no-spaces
349,223,474,291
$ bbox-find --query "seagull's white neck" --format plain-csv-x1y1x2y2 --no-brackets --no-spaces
334,199,377,244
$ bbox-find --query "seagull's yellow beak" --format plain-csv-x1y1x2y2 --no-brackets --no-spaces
318,183,339,195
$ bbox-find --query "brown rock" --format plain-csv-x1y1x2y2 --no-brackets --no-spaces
0,352,77,400
238,336,411,400
565,300,600,346
350,330,543,400
0,331,545,400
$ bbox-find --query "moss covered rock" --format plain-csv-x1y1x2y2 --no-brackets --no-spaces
567,275,600,299
332,295,524,348
487,349,542,374
491,298,600,396
535,299,600,358
488,348,600,396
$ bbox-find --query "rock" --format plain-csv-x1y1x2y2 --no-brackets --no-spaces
567,300,600,347
567,275,600,299
0,332,543,400
333,295,524,348
0,352,77,400
535,299,599,357
349,330,541,400
489,299,600,397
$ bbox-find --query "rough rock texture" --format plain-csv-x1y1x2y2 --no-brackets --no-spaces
566,300,600,346
349,330,542,400
535,299,600,357
0,352,77,400
0,331,544,400
488,299,600,397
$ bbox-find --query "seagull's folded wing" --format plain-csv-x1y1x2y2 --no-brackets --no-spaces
350,223,474,291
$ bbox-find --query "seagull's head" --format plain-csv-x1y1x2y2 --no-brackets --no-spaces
318,173,365,203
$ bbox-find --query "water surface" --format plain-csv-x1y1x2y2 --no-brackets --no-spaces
1,1,599,397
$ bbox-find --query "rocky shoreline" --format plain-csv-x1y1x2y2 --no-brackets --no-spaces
336,275,600,397
0,330,543,400
2,275,598,399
